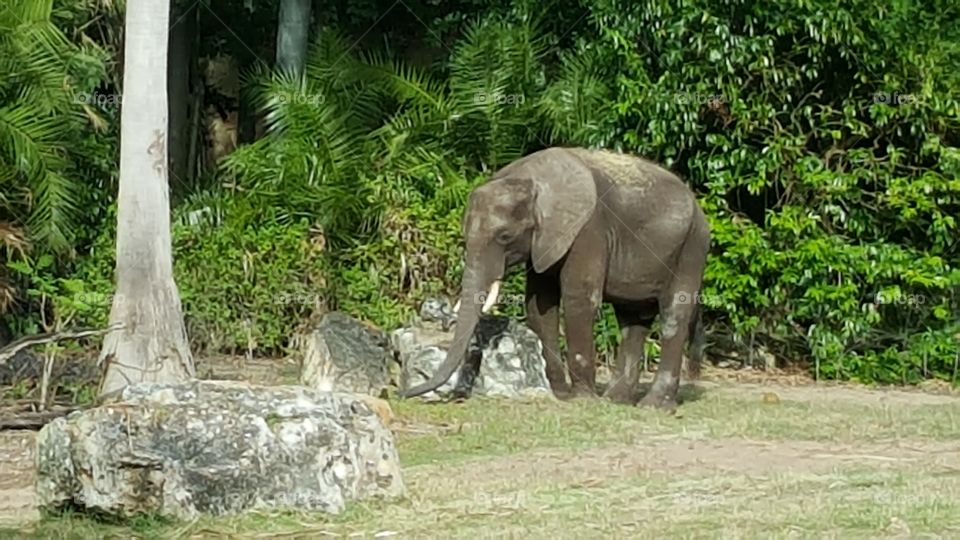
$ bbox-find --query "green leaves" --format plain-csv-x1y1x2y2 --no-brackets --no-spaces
0,0,108,254
38,0,957,385
581,0,960,382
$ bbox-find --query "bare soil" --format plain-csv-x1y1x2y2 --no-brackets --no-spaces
405,437,960,505
0,430,37,527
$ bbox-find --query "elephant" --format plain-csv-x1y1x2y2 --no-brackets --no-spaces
398,146,710,411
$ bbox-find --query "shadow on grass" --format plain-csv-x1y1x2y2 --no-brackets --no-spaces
592,380,708,407
8,507,181,539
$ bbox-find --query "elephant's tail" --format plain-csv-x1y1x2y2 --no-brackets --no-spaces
686,301,705,379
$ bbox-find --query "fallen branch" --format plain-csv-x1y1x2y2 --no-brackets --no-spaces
0,322,125,366
0,407,80,430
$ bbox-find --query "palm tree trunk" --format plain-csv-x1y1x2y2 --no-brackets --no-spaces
99,0,194,397
276,0,312,77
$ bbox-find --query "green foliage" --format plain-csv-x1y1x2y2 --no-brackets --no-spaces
0,0,110,253
8,0,958,388
173,209,325,354
584,0,960,382
328,194,468,329
4,253,103,404
6,253,105,335
69,195,326,355
182,2,960,383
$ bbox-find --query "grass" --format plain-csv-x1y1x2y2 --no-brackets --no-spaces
6,380,960,538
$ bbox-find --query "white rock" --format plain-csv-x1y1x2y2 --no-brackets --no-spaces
35,380,405,519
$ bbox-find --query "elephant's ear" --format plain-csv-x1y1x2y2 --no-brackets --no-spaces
529,151,598,273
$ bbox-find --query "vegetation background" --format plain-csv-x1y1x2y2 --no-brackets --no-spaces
2,0,959,405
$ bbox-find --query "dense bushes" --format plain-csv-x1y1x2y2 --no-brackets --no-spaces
580,0,960,381
3,0,959,385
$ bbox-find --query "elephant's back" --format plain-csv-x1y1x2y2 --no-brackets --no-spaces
564,148,680,187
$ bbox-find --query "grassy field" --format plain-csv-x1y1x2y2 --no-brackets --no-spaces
5,376,960,539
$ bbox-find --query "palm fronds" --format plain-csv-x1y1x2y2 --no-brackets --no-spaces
0,0,108,253
219,12,602,251
537,47,615,147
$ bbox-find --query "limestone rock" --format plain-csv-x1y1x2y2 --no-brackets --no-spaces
391,324,459,401
354,394,395,426
299,312,391,395
472,316,553,399
35,380,405,519
418,297,457,331
393,310,553,400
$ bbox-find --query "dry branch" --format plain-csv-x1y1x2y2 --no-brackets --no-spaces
0,322,125,366
0,406,80,430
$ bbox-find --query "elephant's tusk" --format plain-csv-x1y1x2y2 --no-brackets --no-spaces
481,280,501,313
452,299,461,313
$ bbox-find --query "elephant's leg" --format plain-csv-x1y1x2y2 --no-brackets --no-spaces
525,269,569,397
640,251,708,412
559,278,604,399
603,306,654,404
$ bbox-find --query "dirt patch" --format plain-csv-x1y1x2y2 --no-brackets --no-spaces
0,430,37,527
195,355,301,386
704,379,960,406
406,436,960,503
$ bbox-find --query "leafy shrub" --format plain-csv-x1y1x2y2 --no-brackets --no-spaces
578,0,960,382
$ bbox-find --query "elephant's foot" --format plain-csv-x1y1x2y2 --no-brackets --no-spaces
638,391,678,413
570,383,598,400
551,382,575,401
602,381,636,405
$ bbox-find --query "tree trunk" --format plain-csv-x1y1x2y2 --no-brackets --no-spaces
99,0,194,397
276,0,312,77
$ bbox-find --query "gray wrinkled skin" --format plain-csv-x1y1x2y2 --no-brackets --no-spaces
35,380,405,519
394,309,553,401
299,312,391,395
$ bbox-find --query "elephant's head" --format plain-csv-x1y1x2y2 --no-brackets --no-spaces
399,149,597,398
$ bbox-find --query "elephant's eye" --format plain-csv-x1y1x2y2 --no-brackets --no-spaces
495,230,514,244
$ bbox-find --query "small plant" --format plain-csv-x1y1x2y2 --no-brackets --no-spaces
6,254,105,407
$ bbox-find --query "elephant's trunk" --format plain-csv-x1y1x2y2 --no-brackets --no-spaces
399,251,503,398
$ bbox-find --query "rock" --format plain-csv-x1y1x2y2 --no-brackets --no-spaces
418,297,457,331
354,395,395,426
299,312,391,395
35,380,405,519
473,317,554,399
391,324,460,401
758,347,777,370
393,312,554,400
